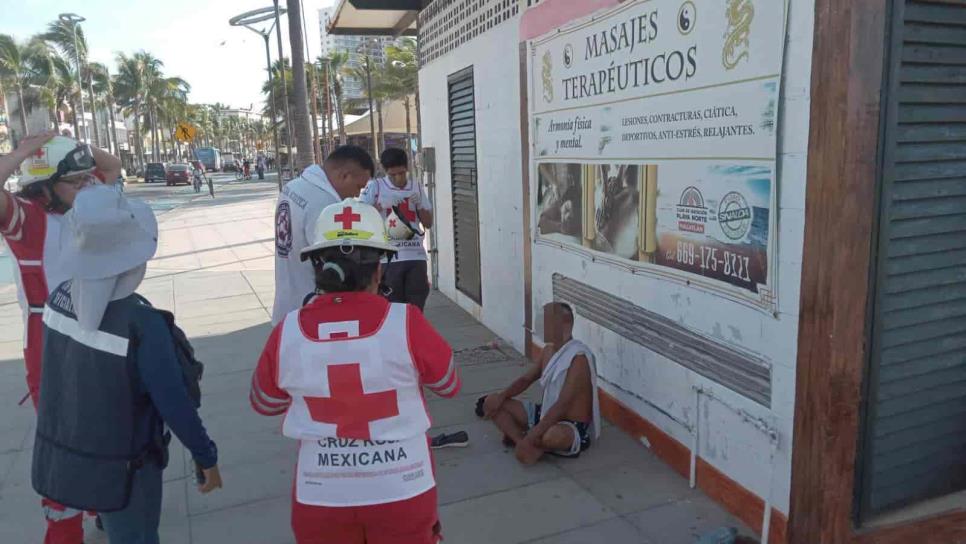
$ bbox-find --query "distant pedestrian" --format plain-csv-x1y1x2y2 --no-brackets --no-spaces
360,148,433,310
257,156,266,180
271,145,374,324
252,199,460,544
32,185,223,544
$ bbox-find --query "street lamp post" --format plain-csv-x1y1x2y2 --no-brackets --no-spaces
59,13,87,142
272,0,294,176
229,7,287,190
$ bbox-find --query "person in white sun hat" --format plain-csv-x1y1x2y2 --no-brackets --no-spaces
0,131,122,544
251,198,460,544
32,185,223,544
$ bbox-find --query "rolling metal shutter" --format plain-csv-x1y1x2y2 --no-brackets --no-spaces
857,0,966,520
448,66,483,303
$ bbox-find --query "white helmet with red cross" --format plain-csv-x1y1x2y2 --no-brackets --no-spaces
18,136,96,188
300,198,396,261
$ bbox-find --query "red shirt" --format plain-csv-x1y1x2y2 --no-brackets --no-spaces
251,292,460,416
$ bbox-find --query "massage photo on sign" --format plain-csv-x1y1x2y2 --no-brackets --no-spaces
590,164,641,261
537,162,583,243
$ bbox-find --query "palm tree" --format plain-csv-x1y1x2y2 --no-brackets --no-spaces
319,51,349,145
114,51,160,169
41,49,82,137
90,62,119,155
261,60,294,147
285,0,315,170
349,60,390,157
0,34,49,139
43,19,100,147
383,38,418,157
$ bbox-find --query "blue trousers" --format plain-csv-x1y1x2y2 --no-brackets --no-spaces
99,461,163,544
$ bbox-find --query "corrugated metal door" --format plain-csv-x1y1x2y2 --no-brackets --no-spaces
857,0,966,520
448,66,482,303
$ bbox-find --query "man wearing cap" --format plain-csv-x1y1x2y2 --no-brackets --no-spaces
32,185,223,544
0,132,122,544
272,145,375,325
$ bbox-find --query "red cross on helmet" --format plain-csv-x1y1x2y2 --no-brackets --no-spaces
300,198,396,261
18,136,96,189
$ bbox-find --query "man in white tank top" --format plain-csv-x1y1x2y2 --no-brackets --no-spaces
252,199,460,543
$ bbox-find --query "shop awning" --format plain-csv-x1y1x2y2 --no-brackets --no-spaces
343,98,418,136
326,0,427,36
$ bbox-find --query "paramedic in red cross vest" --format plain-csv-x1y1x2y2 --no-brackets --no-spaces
359,148,433,311
251,199,461,544
0,131,123,544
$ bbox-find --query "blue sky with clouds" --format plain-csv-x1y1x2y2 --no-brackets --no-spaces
0,0,337,109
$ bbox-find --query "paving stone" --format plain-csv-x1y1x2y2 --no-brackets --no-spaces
187,454,293,516
439,478,615,544
523,516,652,544
189,496,295,544
627,494,755,544
570,453,699,514
436,449,565,505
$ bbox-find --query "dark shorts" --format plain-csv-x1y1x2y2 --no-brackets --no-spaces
382,260,430,311
525,402,591,458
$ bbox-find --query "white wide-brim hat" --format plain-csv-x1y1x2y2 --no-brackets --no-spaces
60,185,159,281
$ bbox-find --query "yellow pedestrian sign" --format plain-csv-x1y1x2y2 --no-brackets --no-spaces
175,122,197,142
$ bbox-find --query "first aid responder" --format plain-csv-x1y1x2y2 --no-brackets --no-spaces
0,132,122,544
251,198,461,544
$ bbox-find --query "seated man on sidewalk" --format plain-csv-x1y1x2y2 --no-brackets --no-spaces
477,303,600,464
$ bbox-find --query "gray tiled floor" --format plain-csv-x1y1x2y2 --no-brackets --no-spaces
0,177,752,543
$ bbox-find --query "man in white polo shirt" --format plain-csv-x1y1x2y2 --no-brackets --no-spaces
272,146,374,324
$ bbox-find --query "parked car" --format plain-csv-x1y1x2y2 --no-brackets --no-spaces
222,153,238,172
144,163,166,183
165,163,192,186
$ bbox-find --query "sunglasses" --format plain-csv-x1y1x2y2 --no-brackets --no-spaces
49,145,96,183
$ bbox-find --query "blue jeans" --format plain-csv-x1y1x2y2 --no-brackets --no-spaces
100,461,163,544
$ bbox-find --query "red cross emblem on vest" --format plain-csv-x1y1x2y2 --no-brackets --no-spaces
304,363,399,440
334,207,362,230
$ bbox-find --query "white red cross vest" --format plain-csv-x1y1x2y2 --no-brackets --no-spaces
277,303,435,506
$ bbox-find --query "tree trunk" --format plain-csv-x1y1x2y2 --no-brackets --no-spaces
133,104,144,171
108,95,119,156
404,95,413,169
160,117,169,161
87,74,101,148
336,94,346,145
15,85,29,139
309,71,321,164
286,0,315,171
71,98,80,141
377,100,385,159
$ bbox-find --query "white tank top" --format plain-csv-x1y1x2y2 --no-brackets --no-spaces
277,303,435,505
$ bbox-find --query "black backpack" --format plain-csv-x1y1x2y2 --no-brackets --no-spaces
134,295,204,407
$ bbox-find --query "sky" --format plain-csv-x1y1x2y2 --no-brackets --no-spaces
0,0,338,110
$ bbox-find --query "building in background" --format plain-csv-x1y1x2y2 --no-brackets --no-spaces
319,6,396,102
329,1,966,543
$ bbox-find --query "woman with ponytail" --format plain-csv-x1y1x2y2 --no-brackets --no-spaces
251,199,461,544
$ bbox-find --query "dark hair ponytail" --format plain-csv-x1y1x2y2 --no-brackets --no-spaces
311,247,383,293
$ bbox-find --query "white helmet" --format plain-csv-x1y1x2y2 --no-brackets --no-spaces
300,198,396,261
386,207,422,241
18,136,96,189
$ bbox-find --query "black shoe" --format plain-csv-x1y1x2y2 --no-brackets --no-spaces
430,431,469,449
475,396,487,418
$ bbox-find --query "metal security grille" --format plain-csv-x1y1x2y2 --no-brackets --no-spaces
857,0,966,520
448,66,482,303
552,274,772,406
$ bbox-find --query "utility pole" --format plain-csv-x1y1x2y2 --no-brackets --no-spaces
364,46,377,160
273,0,294,176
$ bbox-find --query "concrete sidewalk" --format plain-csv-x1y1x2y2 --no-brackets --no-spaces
0,178,750,543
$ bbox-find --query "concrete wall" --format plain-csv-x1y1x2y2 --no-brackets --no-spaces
419,0,816,516
418,19,527,353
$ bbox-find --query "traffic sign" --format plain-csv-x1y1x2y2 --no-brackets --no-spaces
175,122,197,142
